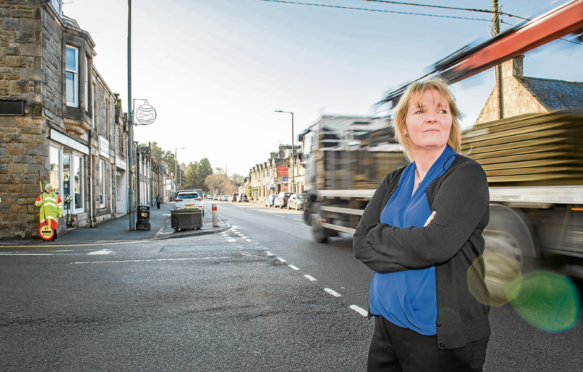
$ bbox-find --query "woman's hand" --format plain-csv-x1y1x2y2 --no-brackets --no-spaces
424,211,436,227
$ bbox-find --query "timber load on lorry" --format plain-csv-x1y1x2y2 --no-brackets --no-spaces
462,112,583,186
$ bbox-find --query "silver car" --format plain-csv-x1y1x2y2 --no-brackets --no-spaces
287,193,306,210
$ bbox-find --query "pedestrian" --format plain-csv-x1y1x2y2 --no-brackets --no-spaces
354,78,490,371
156,194,161,209
35,183,64,241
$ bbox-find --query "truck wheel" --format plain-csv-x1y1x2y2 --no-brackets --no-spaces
482,204,540,305
310,213,338,243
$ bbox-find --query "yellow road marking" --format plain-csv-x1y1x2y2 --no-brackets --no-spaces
0,240,151,249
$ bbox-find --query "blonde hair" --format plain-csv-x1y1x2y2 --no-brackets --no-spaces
392,78,462,162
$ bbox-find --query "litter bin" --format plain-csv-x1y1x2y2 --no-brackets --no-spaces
136,205,151,230
171,209,203,232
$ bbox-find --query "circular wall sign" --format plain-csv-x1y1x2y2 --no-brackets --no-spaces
136,104,157,125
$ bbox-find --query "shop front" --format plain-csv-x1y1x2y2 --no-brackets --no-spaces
48,129,89,229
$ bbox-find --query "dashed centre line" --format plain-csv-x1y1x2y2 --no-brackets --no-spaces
349,305,368,317
288,265,299,270
324,288,342,297
304,275,317,281
276,257,286,263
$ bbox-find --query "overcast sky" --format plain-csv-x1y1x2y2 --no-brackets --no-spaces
65,0,583,176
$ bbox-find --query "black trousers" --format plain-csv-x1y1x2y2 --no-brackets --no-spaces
368,316,488,372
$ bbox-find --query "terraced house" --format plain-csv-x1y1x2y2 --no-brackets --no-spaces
0,0,130,238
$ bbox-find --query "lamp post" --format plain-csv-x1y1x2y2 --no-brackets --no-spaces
175,147,185,192
275,110,294,193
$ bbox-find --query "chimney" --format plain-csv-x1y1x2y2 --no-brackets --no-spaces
502,55,524,79
270,152,277,160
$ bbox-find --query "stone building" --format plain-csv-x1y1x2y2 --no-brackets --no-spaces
475,56,583,124
248,144,303,200
0,0,129,238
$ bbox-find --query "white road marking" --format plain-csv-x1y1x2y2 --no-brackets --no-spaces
324,288,342,297
276,257,286,263
87,249,113,255
304,275,317,281
265,252,273,256
246,239,252,242
227,239,236,243
73,256,231,264
349,305,368,317
288,265,299,270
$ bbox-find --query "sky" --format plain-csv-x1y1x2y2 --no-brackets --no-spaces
65,0,583,176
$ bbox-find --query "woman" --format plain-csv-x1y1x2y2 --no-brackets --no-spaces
354,78,490,371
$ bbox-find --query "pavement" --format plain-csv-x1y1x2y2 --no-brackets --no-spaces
0,202,230,246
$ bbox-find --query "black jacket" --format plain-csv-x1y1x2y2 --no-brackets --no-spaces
354,155,491,350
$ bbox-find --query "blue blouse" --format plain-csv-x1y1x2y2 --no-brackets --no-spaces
369,146,456,335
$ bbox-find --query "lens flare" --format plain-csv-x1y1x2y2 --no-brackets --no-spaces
506,271,580,332
469,252,522,306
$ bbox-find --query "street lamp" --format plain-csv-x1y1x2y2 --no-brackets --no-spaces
175,147,186,192
275,110,295,193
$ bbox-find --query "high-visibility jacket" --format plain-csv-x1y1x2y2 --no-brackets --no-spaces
34,192,63,229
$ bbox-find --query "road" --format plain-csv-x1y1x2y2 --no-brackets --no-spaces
0,200,582,371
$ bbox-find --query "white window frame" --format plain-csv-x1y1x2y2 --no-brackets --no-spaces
92,83,96,127
72,153,85,213
49,0,62,16
66,46,79,107
84,58,89,112
49,144,63,198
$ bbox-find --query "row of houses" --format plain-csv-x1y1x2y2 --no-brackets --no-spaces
0,0,171,239
246,144,305,200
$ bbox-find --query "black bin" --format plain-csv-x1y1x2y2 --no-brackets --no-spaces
136,205,151,230
171,209,203,232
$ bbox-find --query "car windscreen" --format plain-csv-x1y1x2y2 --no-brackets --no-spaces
284,193,292,197
296,194,305,199
178,193,198,199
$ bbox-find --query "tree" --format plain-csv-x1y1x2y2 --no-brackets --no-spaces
204,174,229,194
230,173,244,184
150,142,164,164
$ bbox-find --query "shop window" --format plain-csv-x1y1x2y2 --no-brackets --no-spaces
49,146,61,195
74,155,84,211
63,153,71,207
66,46,78,107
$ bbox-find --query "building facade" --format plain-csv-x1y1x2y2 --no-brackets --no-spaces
0,1,129,238
248,145,304,200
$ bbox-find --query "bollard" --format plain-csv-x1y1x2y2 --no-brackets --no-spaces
212,203,219,227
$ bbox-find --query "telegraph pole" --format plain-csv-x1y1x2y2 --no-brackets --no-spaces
492,0,503,119
127,0,135,230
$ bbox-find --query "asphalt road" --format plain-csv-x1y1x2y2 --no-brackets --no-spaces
1,200,582,371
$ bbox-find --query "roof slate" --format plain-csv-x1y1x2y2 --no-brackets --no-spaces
519,76,583,111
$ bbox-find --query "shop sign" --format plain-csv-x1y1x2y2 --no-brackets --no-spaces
277,166,288,177
282,176,288,184
99,136,109,159
116,158,127,170
50,129,89,155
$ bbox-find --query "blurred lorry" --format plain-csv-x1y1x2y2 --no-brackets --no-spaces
303,0,583,301
301,115,407,242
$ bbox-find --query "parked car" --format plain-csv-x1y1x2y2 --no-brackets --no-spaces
220,195,229,201
174,191,204,216
264,194,276,207
287,193,306,210
213,194,220,200
236,193,249,202
229,193,240,202
274,192,293,208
